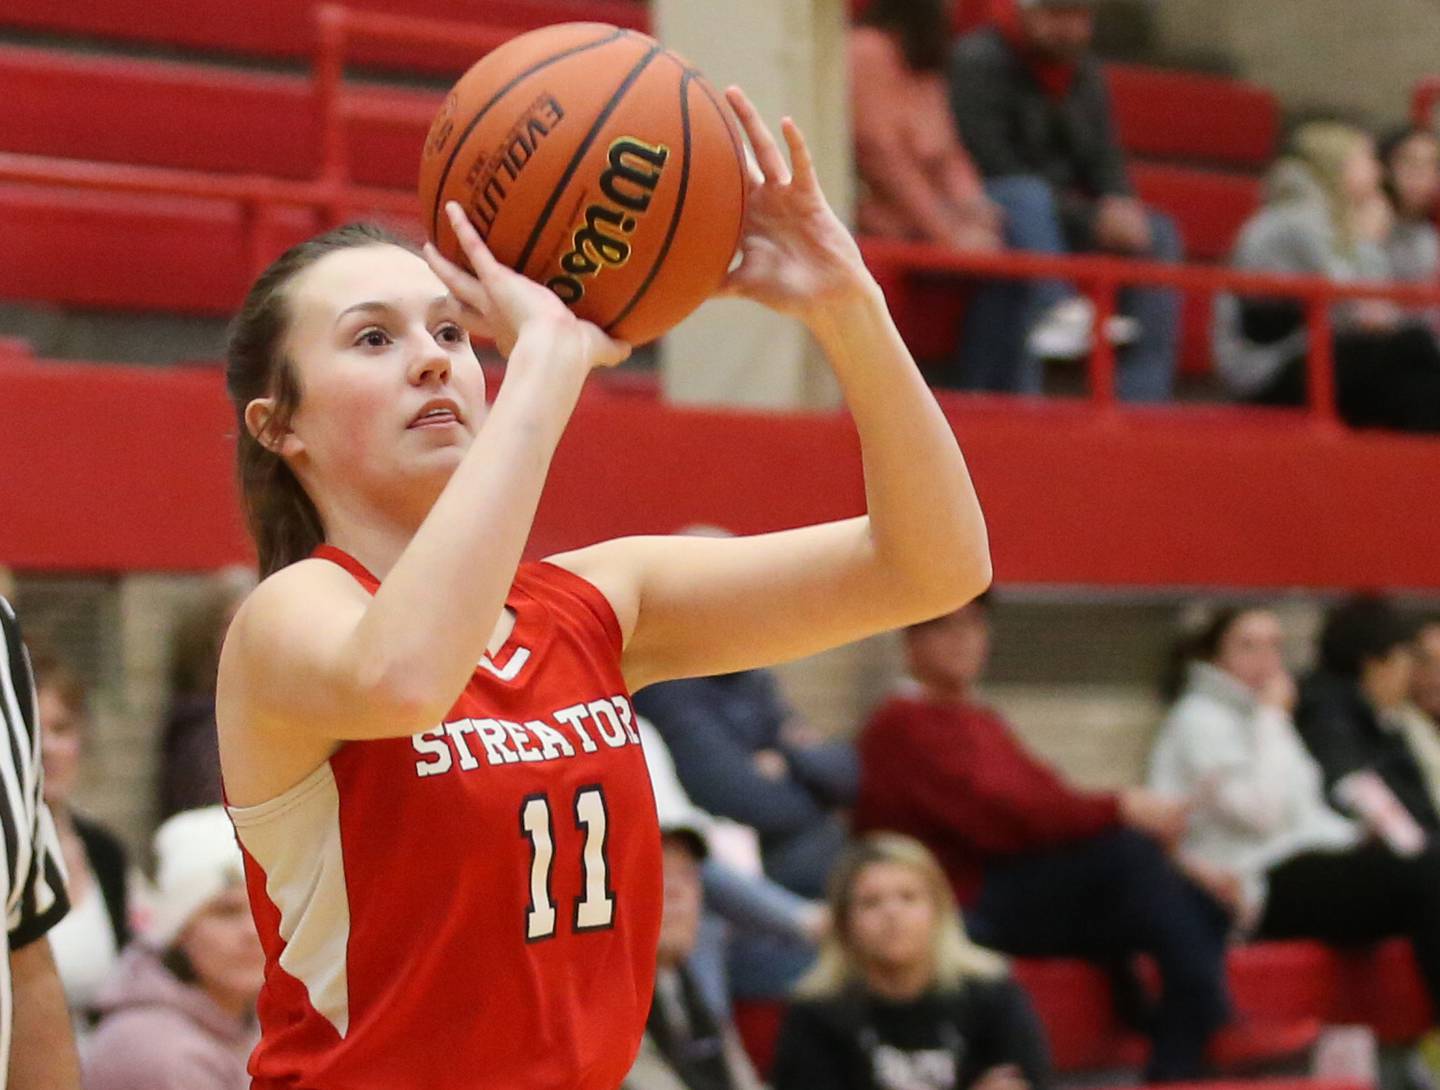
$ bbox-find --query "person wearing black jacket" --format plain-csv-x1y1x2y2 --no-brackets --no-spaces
1297,597,1437,838
946,0,1182,402
773,835,1050,1090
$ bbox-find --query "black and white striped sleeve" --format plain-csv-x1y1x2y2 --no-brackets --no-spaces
1,596,69,950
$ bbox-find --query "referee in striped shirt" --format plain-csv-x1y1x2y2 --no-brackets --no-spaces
1,596,80,1089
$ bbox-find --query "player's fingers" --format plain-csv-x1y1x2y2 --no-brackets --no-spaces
445,202,504,279
725,86,791,185
423,243,492,316
781,117,817,190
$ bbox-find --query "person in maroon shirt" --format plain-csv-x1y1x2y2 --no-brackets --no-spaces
853,595,1232,1082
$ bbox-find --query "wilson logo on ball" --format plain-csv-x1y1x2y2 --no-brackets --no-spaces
546,137,670,304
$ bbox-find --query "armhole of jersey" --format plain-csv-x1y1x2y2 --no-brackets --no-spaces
531,561,624,658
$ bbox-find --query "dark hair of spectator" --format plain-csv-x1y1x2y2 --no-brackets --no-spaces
1160,607,1246,702
857,0,951,73
226,222,420,578
905,588,993,634
1378,125,1439,214
1319,596,1416,678
27,645,90,726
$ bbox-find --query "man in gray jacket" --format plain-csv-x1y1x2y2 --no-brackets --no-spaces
948,0,1182,401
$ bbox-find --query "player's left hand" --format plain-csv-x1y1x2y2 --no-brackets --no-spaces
721,87,875,324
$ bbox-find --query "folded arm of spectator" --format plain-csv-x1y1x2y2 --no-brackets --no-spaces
700,860,823,943
780,741,860,807
639,681,830,836
1080,71,1134,200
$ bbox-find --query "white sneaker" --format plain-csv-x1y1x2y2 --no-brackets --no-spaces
1028,297,1140,361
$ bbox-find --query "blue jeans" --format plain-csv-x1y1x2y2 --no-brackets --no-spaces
951,175,1183,402
965,828,1232,1082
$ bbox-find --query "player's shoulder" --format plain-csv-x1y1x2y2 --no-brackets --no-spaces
223,558,368,665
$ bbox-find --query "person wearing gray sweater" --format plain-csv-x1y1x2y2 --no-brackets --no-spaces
1213,122,1440,431
1150,608,1440,1027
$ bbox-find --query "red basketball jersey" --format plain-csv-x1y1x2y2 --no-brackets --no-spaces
229,546,661,1090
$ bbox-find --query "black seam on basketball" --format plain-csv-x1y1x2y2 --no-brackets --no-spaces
514,42,663,278
605,70,694,334
427,26,628,244
692,76,749,267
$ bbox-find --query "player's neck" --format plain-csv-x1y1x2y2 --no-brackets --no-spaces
313,488,428,581
915,676,973,707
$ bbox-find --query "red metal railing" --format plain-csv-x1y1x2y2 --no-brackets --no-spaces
2,3,1439,427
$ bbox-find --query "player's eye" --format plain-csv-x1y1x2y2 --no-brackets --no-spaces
436,322,466,345
355,327,391,349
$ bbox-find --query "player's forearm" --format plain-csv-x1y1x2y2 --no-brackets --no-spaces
8,939,82,1090
807,283,991,616
348,322,589,720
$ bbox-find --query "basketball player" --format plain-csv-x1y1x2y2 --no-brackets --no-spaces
217,89,991,1090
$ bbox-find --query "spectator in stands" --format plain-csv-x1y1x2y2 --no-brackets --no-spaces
86,807,262,1090
641,716,828,1016
623,815,764,1090
158,567,254,819
947,0,1180,401
1380,125,1440,285
1214,122,1440,431
1296,596,1438,841
854,596,1232,1082
773,833,1051,1090
635,670,855,998
32,648,131,1027
1151,606,1440,1034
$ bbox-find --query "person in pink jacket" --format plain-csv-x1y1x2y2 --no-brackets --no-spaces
84,808,262,1090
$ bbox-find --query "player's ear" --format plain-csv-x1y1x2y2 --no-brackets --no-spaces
245,397,304,458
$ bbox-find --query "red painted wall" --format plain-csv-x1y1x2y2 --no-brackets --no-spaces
2,356,1438,590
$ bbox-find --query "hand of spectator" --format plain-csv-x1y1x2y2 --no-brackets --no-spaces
1178,855,1246,920
798,902,832,944
1120,788,1191,847
1094,196,1153,254
780,718,827,749
1258,671,1297,713
973,1063,1029,1090
752,748,791,782
949,223,1005,254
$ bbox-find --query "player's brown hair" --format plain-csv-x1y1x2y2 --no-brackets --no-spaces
226,222,419,577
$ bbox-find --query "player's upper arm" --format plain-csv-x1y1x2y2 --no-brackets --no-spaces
550,519,979,691
218,559,432,744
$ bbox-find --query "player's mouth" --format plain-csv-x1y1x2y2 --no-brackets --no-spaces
408,398,465,429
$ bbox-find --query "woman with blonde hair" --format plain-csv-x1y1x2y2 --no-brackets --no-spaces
772,834,1050,1090
1213,120,1440,431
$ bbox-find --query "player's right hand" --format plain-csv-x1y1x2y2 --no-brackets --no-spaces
425,202,630,370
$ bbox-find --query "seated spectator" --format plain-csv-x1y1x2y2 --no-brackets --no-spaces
159,568,254,819
1296,596,1437,841
854,597,1231,1082
852,0,1125,387
947,0,1180,401
1380,125,1440,286
1151,607,1440,1046
636,670,855,998
773,833,1051,1090
623,814,764,1090
86,807,262,1090
32,648,131,1027
1214,122,1440,431
641,716,828,1016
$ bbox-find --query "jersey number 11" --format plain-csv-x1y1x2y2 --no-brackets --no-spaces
520,785,615,941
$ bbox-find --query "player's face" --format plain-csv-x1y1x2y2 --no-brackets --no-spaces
1214,610,1286,695
272,244,487,507
38,684,84,807
180,883,266,1008
656,839,703,966
846,861,937,976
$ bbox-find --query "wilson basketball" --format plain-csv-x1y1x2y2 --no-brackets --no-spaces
418,23,748,346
